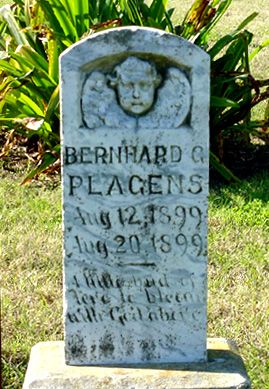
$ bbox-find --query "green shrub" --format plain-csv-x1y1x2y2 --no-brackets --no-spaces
0,0,268,181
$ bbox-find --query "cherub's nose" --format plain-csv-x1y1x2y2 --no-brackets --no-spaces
133,84,140,98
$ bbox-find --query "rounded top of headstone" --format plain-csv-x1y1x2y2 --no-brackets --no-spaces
60,26,210,133
60,27,210,70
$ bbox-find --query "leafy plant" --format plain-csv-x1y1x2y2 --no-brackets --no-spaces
0,0,268,181
208,19,269,177
176,0,269,179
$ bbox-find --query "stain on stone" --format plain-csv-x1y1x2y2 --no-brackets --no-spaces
140,339,156,361
120,334,134,357
164,334,177,348
67,334,87,360
126,339,135,356
90,343,97,359
99,333,115,358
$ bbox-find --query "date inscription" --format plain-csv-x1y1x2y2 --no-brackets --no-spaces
73,203,203,230
67,203,206,263
73,232,204,260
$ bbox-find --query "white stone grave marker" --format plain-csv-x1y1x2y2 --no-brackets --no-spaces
61,27,210,365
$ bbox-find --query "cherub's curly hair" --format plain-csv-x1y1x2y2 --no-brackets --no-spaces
108,56,162,87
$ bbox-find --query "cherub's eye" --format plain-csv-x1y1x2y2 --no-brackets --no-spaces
139,81,149,90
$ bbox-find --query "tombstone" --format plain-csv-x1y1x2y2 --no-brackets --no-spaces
23,27,251,388
61,27,209,365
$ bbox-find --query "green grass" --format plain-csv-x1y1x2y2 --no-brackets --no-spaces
1,175,63,388
1,171,268,388
208,173,269,388
0,0,12,6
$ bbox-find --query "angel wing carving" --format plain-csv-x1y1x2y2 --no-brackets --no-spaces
81,71,135,129
81,58,191,130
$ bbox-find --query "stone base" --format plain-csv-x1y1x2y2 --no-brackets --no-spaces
23,338,251,388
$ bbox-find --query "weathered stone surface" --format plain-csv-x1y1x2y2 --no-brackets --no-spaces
60,27,210,365
23,339,251,389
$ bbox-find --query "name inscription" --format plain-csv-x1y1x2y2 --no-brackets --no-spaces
65,145,205,165
65,144,205,196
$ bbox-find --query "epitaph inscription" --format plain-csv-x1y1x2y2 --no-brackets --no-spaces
61,27,210,365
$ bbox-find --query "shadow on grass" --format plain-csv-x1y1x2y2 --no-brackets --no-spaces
210,170,269,204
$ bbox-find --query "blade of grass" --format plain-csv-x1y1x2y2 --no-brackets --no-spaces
211,96,240,108
48,0,78,41
47,36,59,82
249,38,269,61
20,152,59,184
0,5,29,46
44,85,59,123
73,0,89,35
210,151,240,182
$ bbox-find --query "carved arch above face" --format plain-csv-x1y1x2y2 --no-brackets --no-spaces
81,56,191,129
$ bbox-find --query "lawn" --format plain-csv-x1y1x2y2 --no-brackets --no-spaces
208,174,269,388
0,173,63,387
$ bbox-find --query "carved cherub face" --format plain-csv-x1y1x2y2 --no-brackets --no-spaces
109,57,161,116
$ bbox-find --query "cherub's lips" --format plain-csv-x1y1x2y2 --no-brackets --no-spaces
123,100,151,114
131,104,145,110
131,101,144,107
